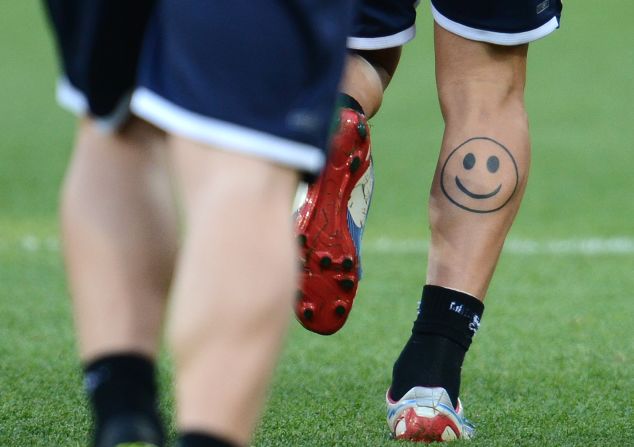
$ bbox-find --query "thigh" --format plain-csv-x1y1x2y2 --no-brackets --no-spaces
131,0,355,180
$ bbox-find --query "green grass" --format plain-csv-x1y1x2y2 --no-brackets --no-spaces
1,1,633,446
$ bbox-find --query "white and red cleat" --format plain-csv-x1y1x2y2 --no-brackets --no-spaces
386,387,475,443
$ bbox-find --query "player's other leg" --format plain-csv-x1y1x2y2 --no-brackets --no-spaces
294,45,403,334
45,1,176,444
61,117,177,447
63,118,176,362
387,1,562,439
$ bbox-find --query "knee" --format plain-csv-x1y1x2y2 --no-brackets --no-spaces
438,78,528,134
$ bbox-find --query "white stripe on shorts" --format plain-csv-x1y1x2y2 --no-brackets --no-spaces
347,25,416,50
130,88,326,174
431,4,560,46
56,77,131,132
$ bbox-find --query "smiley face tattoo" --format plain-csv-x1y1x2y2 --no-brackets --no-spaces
440,137,519,213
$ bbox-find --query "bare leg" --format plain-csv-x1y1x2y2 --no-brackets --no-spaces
387,26,532,442
61,117,178,361
340,47,402,118
167,138,299,445
428,24,530,300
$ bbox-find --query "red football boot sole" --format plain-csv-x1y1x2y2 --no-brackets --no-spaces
295,108,371,335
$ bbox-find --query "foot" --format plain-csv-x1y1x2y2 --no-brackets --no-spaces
386,387,475,443
95,412,165,447
295,108,373,335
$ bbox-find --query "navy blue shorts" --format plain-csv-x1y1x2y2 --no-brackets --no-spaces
349,0,562,50
45,0,355,176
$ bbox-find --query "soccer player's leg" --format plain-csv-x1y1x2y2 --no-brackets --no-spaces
295,0,415,335
166,141,300,447
45,2,174,446
387,0,562,441
389,31,530,439
293,73,376,336
128,1,355,445
62,117,176,447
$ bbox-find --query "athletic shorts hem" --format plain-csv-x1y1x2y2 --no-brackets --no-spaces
56,77,131,131
431,4,560,45
347,25,416,50
130,88,326,174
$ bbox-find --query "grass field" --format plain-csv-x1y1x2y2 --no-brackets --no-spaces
1,2,633,446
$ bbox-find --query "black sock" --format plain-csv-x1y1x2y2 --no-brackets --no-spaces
84,353,163,444
390,285,484,407
337,92,365,115
177,432,239,447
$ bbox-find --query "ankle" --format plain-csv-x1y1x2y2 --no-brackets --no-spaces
84,353,163,441
390,285,484,406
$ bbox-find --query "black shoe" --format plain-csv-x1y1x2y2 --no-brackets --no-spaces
94,412,165,447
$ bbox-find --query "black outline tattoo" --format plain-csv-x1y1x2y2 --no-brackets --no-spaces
455,178,501,199
440,137,519,213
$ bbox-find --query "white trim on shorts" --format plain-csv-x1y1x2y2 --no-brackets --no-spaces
130,88,326,174
431,4,560,46
56,77,131,132
347,25,416,50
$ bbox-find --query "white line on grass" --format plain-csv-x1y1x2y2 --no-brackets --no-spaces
1,235,633,256
365,237,634,255
19,235,60,253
